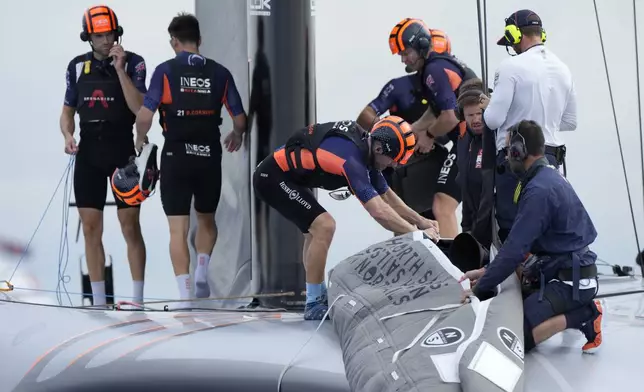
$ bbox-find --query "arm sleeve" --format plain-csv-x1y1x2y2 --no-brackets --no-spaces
142,64,166,112
424,63,458,112
473,186,551,294
483,62,516,130
368,80,398,115
343,157,381,204
368,169,390,195
126,54,148,94
560,81,578,131
64,60,78,108
222,68,245,117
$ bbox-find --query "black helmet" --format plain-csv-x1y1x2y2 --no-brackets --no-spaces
111,143,159,206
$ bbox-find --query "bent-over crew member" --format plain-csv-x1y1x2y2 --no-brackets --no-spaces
61,5,148,306
460,120,602,354
134,13,247,309
253,117,440,320
483,9,577,242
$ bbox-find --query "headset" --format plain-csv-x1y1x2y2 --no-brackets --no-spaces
507,122,528,162
410,22,432,58
503,20,547,46
456,89,485,121
80,6,124,42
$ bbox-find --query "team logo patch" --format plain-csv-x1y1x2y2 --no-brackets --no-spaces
497,327,524,361
421,327,464,348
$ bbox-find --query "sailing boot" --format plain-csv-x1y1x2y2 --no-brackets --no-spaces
304,295,330,321
581,299,603,354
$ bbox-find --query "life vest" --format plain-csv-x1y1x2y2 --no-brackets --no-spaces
158,57,224,144
74,52,135,135
283,120,369,189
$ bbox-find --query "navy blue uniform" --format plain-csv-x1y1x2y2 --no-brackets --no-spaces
65,51,147,211
144,51,245,216
367,74,461,206
495,149,561,241
472,160,599,351
255,124,389,234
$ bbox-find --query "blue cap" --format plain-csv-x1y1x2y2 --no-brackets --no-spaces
496,9,542,46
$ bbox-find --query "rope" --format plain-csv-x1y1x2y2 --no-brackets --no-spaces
56,155,75,306
3,156,75,291
593,0,642,272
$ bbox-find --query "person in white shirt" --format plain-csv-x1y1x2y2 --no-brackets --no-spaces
482,9,577,242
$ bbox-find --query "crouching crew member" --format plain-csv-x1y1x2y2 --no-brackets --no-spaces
134,13,247,309
459,120,602,354
253,117,440,320
61,5,148,306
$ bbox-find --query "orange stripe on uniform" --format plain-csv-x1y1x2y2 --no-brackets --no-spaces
221,79,233,118
273,148,289,171
444,68,463,91
458,121,467,138
162,74,172,105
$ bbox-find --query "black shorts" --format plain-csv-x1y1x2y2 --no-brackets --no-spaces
434,149,461,203
74,138,137,211
523,280,598,351
252,156,327,233
160,141,222,216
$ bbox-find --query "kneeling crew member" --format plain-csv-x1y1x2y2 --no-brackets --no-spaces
459,120,602,354
135,13,247,309
61,5,148,306
253,117,440,320
456,79,494,248
357,28,461,230
484,9,576,241
389,18,479,238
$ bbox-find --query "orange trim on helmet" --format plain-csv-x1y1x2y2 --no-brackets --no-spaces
110,171,144,207
86,5,116,34
372,115,415,164
429,29,452,54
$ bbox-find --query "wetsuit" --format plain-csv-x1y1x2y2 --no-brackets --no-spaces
253,121,389,233
143,51,244,216
367,75,461,206
65,51,147,210
419,52,478,167
472,159,600,352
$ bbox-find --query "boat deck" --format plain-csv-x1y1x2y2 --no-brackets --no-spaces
1,275,641,391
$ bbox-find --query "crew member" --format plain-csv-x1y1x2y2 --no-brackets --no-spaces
134,13,247,309
483,9,577,241
388,18,479,237
252,117,440,320
357,28,461,236
460,120,602,354
456,78,494,248
60,5,148,306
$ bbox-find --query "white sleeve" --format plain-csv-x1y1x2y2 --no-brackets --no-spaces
560,81,578,131
483,62,516,130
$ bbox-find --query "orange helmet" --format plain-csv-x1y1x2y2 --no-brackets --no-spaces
429,29,452,54
370,116,417,165
389,18,432,56
111,143,159,206
80,5,124,42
